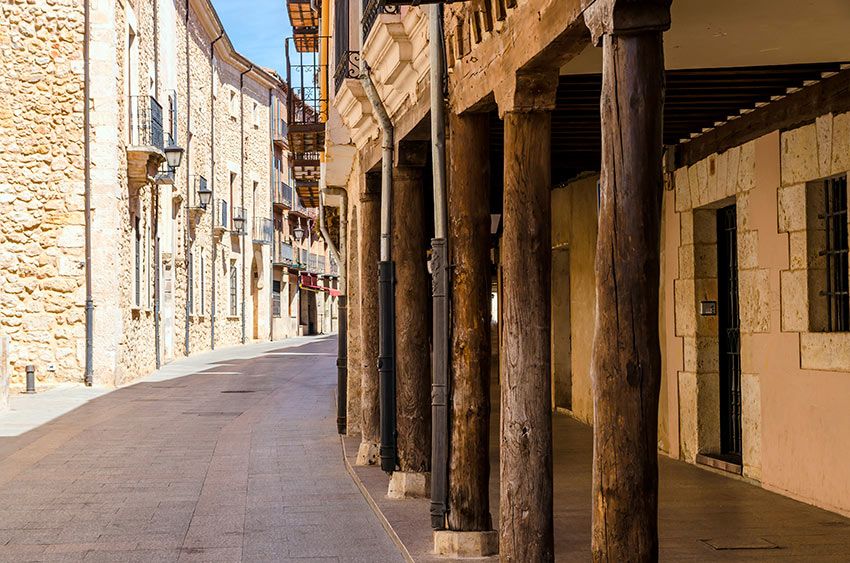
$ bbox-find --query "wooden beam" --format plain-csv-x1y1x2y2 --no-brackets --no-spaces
393,164,431,474
447,111,493,532
678,69,850,167
500,108,554,561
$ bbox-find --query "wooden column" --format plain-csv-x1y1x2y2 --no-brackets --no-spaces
346,205,362,435
447,111,492,531
585,1,671,560
358,174,382,463
393,160,431,474
499,74,556,561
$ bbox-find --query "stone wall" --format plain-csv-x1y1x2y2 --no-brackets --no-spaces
669,112,850,516
0,0,87,389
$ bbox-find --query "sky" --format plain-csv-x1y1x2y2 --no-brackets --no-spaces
211,0,293,79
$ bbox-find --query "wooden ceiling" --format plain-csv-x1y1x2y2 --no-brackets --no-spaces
489,62,846,188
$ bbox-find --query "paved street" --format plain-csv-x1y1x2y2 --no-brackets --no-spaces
0,336,403,562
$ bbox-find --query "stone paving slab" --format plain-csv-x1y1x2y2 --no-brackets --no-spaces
0,336,404,563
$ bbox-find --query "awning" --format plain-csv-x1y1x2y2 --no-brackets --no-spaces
299,273,338,297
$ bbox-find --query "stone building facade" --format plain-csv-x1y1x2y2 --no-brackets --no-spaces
0,0,338,390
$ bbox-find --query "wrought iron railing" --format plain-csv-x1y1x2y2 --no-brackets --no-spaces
318,255,326,273
334,50,360,92
274,182,294,207
215,199,228,231
275,240,295,264
253,217,273,245
128,95,164,149
362,0,399,42
308,253,319,272
285,38,329,125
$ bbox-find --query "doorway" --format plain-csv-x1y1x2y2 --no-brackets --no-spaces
716,204,742,463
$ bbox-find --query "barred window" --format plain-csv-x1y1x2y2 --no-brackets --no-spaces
230,263,238,317
807,174,849,332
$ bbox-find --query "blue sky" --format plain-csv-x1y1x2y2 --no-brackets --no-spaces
211,0,293,79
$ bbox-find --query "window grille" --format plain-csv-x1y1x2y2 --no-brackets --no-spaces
820,175,849,332
134,217,141,307
230,264,238,317
188,250,194,315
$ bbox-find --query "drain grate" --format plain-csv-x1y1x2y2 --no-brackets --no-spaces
220,390,256,394
700,538,779,551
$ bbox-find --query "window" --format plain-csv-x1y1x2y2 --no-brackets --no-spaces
229,89,238,118
253,102,259,128
272,280,281,317
200,252,205,315
188,249,194,315
168,93,178,145
230,263,238,317
807,174,849,332
134,216,141,307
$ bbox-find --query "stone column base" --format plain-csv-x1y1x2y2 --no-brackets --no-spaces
434,530,499,558
387,471,430,499
355,440,379,466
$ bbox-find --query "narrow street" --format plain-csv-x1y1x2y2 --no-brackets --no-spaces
0,337,403,563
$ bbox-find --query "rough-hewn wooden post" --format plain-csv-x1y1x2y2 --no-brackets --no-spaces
347,205,362,435
584,1,671,560
358,173,382,465
498,73,557,563
391,153,432,492
447,112,492,532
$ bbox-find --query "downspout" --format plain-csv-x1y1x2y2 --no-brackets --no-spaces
152,0,161,369
83,0,93,386
269,87,275,342
322,187,348,435
183,0,191,357
428,3,450,530
361,64,396,473
210,32,224,350
240,65,254,344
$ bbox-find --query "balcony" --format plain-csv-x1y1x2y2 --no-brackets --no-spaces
274,240,295,266
273,181,294,209
253,217,273,245
334,50,360,93
214,199,229,235
127,95,166,189
273,119,289,149
362,0,399,42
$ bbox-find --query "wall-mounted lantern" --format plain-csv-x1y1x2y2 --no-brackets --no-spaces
197,178,212,209
164,144,185,169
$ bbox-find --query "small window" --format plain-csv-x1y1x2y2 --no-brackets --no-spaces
229,89,238,118
134,216,141,307
230,263,238,317
188,249,194,315
272,280,281,317
253,102,259,127
807,174,849,332
200,252,205,315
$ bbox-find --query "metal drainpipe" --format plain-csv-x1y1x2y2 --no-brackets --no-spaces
361,64,396,474
83,0,93,386
428,3,450,530
183,0,191,357
240,66,253,344
320,188,348,434
210,33,224,351
268,87,274,342
152,0,161,370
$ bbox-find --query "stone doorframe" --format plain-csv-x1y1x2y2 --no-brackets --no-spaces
673,139,765,481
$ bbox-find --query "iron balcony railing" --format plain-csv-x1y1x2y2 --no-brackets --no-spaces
318,255,326,273
128,95,164,149
362,0,399,42
215,199,228,231
274,182,294,207
334,51,360,93
308,253,319,272
285,38,329,126
275,240,295,264
301,248,309,266
253,217,273,245
329,254,339,275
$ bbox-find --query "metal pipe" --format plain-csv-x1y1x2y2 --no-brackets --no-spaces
269,87,275,342
183,0,192,358
320,187,348,434
428,3,450,530
361,64,396,473
240,65,253,344
210,32,224,351
83,0,94,386
153,0,162,370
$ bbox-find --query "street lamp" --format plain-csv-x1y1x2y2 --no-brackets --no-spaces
197,178,212,209
293,224,305,242
164,144,185,169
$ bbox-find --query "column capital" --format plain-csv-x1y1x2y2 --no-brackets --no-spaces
584,0,671,46
495,71,559,118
